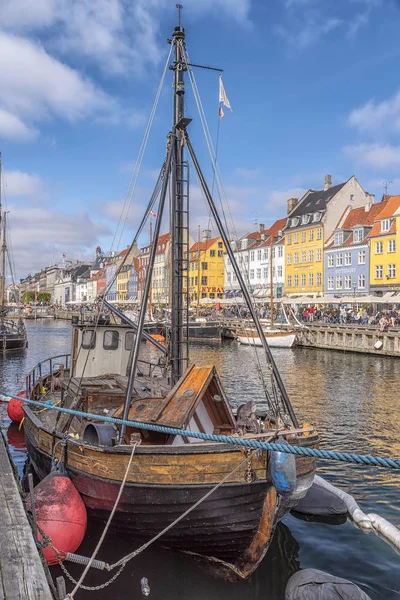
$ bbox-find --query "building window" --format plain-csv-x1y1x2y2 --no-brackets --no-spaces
327,276,334,290
302,231,306,242
232,274,236,282
328,254,334,267
316,249,322,261
103,330,119,350
287,253,292,265
336,254,343,267
257,249,262,260
358,274,365,289
344,275,352,289
272,248,276,258
250,269,255,279
250,251,255,261
287,275,292,287
218,241,223,248
354,229,363,243
301,274,306,286
388,264,396,278
294,252,299,264
294,275,299,287
278,246,283,258
334,232,343,246
287,234,292,244
316,228,322,240
375,265,382,279
358,250,366,264
227,257,231,265
263,267,268,279
301,251,306,263
381,219,390,232
294,233,299,243
218,250,223,257
278,266,283,277
210,249,216,257
201,262,208,270
388,240,396,253
336,276,343,289
308,250,314,262
375,242,383,254
308,273,314,286
309,229,314,241
317,272,322,286
256,268,261,279
265,248,269,260
344,252,352,266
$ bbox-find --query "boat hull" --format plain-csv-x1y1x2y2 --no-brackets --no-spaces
237,333,296,348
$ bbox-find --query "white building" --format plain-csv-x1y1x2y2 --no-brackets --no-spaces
224,219,286,299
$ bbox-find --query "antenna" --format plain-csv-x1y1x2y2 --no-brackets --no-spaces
176,3,182,26
383,181,392,196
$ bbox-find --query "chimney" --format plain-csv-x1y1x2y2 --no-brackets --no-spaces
324,174,332,191
364,193,375,212
287,197,299,215
202,229,211,241
259,223,265,232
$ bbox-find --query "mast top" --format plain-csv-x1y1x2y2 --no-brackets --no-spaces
173,4,185,39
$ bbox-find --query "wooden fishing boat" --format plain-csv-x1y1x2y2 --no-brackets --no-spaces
23,9,318,579
237,330,296,348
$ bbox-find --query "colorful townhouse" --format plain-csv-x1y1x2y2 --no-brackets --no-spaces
284,175,372,297
324,198,384,297
369,195,400,296
224,219,286,299
187,232,225,303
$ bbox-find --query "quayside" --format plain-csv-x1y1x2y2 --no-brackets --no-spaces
22,6,319,579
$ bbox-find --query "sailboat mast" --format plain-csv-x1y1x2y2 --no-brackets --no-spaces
0,154,4,313
270,237,274,325
170,4,189,384
1,212,7,313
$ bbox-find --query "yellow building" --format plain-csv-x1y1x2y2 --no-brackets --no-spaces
369,195,400,294
284,176,371,297
186,234,225,303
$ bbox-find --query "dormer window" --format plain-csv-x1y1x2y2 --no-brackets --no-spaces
381,219,390,232
241,238,248,250
334,232,344,246
291,217,299,227
312,212,322,222
301,214,310,225
353,228,363,243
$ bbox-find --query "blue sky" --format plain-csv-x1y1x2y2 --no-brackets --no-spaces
1,0,400,277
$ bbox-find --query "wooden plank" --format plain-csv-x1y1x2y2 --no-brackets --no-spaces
0,432,53,600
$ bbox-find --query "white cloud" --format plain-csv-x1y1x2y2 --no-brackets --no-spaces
234,167,263,178
349,90,400,135
7,203,111,277
344,143,400,169
4,171,46,198
0,0,251,76
0,108,38,141
276,16,342,50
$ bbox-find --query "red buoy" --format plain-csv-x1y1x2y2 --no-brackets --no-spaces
7,391,25,423
28,472,87,565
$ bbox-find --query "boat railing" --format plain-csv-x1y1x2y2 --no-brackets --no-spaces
26,353,71,396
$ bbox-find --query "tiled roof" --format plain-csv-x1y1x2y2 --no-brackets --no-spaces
287,182,347,221
325,200,388,248
367,196,400,239
189,237,219,253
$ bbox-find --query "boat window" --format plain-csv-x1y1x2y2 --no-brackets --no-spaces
125,331,135,351
103,330,119,350
82,330,96,349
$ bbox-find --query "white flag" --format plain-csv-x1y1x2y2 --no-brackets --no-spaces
219,76,231,110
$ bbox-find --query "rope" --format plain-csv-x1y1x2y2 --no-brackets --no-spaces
66,442,138,598
8,391,400,469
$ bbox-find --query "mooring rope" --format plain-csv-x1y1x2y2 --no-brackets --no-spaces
6,391,400,469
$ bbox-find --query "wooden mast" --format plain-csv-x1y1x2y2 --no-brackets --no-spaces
269,235,274,326
196,224,200,315
148,217,153,320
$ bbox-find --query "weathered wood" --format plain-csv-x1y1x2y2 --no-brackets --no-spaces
0,432,53,600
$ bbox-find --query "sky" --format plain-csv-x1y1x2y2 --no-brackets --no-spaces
1,0,400,279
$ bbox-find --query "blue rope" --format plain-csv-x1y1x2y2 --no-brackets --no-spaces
7,391,400,470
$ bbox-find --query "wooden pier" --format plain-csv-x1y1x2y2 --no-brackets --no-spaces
0,432,53,600
219,319,400,358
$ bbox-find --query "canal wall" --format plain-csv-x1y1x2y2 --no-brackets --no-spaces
296,325,400,358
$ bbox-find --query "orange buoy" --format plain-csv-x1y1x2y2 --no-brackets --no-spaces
149,333,165,343
28,472,87,565
7,391,25,423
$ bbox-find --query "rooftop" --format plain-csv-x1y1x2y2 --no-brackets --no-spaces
287,182,347,224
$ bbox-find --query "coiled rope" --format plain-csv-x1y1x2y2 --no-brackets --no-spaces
6,391,400,469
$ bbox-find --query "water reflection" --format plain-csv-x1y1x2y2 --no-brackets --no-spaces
1,322,399,599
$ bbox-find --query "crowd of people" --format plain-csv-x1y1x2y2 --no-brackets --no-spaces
295,305,400,330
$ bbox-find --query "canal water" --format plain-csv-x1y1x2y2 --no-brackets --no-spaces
0,320,399,599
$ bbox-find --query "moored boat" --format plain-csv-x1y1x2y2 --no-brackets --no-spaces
22,9,318,579
237,330,296,348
